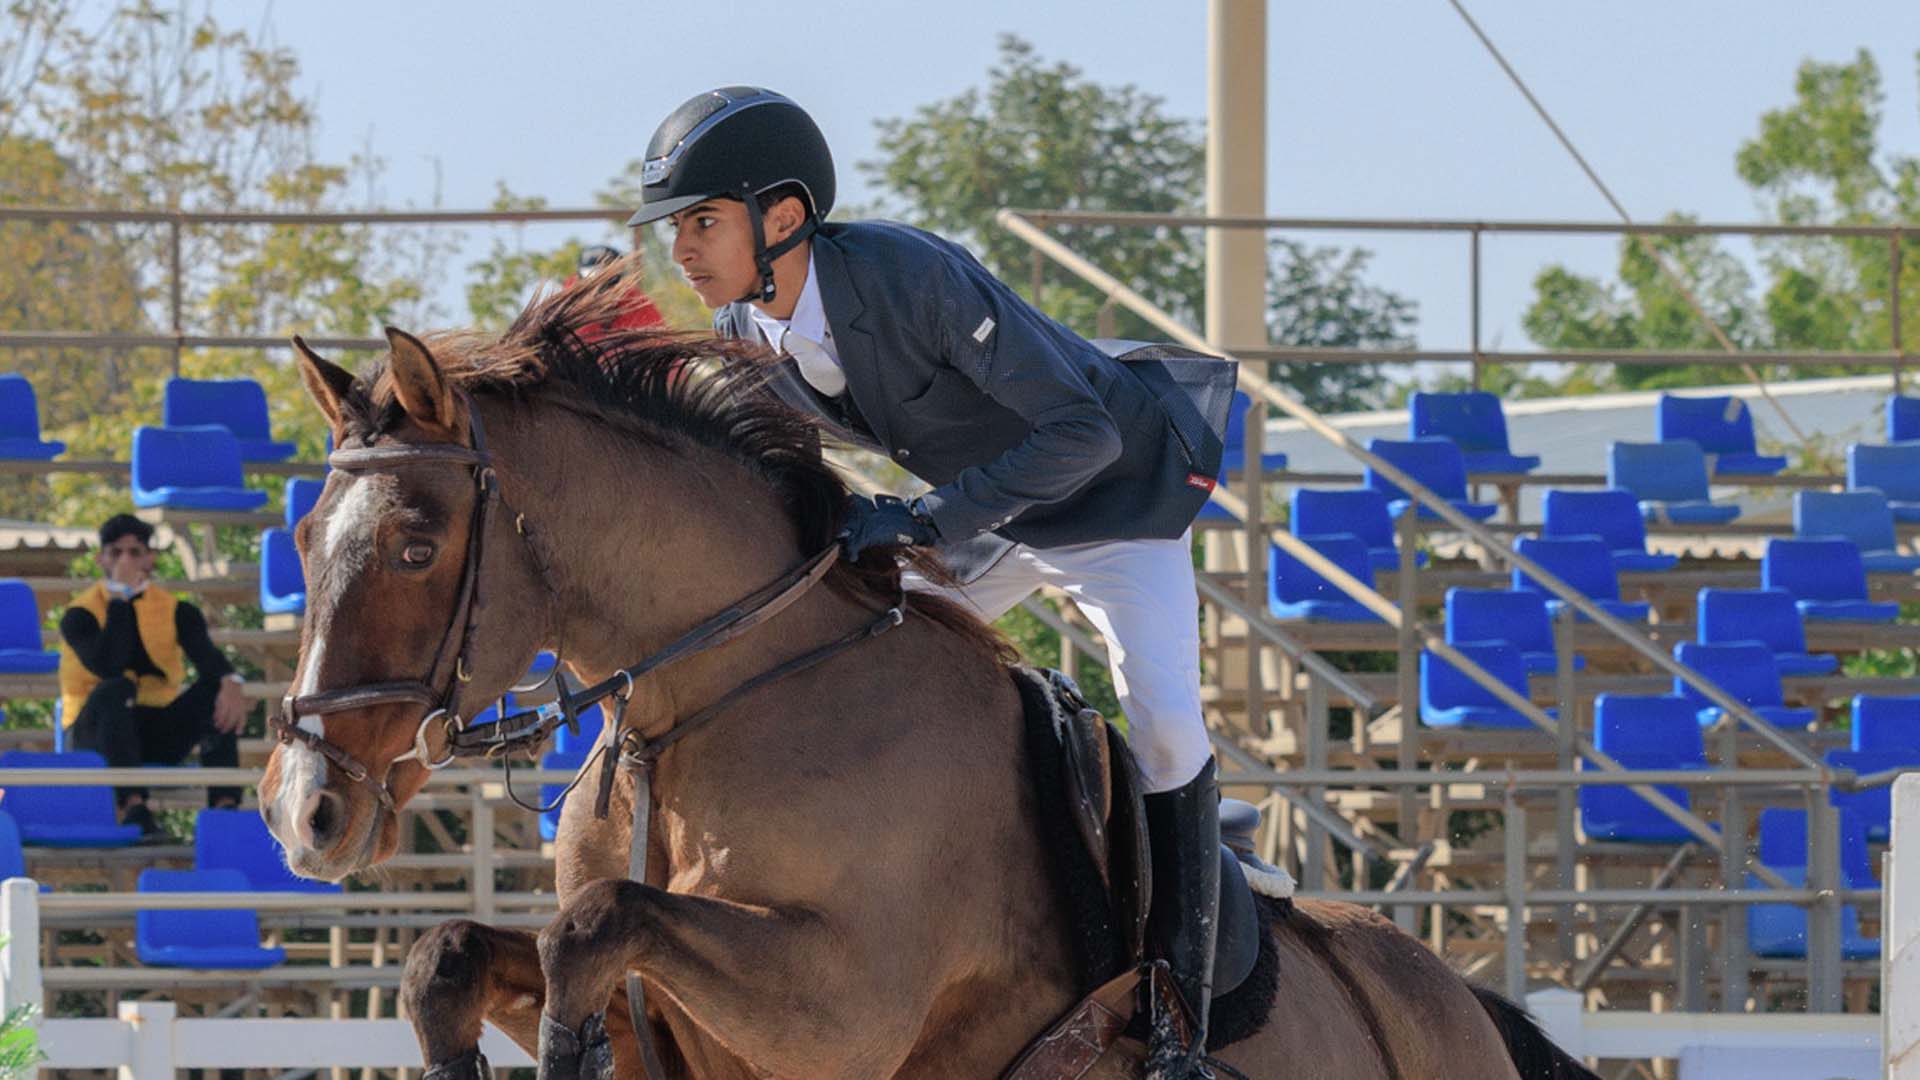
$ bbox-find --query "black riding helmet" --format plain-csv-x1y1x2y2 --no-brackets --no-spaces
626,87,836,305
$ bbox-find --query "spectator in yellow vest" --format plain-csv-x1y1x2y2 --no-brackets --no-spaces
56,514,246,833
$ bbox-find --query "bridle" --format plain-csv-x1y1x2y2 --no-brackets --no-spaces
268,390,903,815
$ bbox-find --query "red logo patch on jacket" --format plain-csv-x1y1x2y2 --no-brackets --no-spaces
1186,473,1217,492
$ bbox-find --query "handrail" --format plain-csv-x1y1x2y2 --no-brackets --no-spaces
1008,208,1918,241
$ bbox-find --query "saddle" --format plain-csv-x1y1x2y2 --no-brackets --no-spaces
1015,668,1288,1000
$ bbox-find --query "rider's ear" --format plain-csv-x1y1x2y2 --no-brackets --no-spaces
293,335,354,432
383,327,456,434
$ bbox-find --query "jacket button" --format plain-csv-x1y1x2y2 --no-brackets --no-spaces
895,448,911,460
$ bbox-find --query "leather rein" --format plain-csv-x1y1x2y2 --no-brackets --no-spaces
268,392,905,813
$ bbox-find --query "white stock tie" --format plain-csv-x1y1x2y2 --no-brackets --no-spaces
780,327,847,398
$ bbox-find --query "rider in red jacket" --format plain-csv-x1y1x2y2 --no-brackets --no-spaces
566,244,666,337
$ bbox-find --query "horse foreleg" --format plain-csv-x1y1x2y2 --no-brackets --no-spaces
402,919,550,1077
538,877,919,1080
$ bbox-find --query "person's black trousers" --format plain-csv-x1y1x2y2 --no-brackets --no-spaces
69,676,241,807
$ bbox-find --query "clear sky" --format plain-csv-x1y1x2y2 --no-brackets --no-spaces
240,0,1920,360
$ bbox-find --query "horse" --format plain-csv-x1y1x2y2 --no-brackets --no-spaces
259,274,1597,1079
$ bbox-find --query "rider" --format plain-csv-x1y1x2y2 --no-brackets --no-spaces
627,86,1238,1075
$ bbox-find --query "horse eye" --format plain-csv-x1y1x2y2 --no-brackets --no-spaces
402,541,435,566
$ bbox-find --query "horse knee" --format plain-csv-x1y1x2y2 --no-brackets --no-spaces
403,919,495,1016
538,880,647,1027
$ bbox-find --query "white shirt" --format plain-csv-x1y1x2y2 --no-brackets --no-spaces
747,252,847,397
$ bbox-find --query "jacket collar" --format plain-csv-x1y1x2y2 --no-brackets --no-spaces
803,231,892,448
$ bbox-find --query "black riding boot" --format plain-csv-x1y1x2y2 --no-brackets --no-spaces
1143,757,1221,1079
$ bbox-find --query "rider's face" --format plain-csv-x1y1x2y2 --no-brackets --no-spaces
667,200,758,309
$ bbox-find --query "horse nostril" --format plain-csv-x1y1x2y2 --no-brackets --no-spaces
298,790,344,849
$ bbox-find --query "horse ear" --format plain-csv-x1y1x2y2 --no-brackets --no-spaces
383,326,456,432
293,336,354,431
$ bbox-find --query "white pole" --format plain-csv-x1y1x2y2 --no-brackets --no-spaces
118,1000,175,1080
0,878,41,1020
1886,774,1920,1076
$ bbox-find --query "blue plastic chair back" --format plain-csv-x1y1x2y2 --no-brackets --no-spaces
130,425,264,510
0,749,140,847
1419,642,1536,729
0,581,40,653
1763,537,1871,604
1409,391,1516,456
1541,489,1646,552
1891,395,1920,443
1510,536,1622,603
1657,395,1758,456
259,528,306,615
1748,808,1878,959
284,477,324,528
1850,442,1920,502
540,749,591,842
194,808,342,893
552,703,606,755
1290,489,1394,552
0,810,26,882
1795,490,1899,553
136,867,286,969
164,378,293,461
1364,437,1471,504
1608,441,1712,503
1854,694,1920,752
1581,694,1703,843
0,375,62,459
1267,534,1380,621
1444,589,1554,655
1696,588,1809,655
1672,641,1785,710
1755,807,1874,885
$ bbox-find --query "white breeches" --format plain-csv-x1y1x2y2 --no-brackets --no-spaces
906,531,1211,793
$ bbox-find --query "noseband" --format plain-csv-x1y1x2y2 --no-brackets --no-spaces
268,392,902,815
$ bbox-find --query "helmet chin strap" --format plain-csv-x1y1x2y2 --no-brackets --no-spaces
738,184,817,306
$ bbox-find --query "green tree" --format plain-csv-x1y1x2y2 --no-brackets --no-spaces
1521,49,1920,393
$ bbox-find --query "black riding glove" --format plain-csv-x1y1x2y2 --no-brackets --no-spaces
839,493,940,563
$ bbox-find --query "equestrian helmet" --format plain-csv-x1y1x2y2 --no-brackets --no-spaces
625,87,836,228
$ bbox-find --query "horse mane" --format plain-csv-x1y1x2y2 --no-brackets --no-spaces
333,260,1013,664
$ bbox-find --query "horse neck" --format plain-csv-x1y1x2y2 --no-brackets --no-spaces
489,396,869,735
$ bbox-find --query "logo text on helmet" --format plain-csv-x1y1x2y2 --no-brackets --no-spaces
642,157,671,186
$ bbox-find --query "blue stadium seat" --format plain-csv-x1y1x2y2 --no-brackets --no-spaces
1443,588,1583,675
1219,391,1288,477
130,426,268,511
1747,808,1879,960
1671,641,1816,729
163,378,296,462
552,703,606,755
1848,442,1920,522
1608,441,1741,524
258,528,304,615
1289,488,1425,572
1580,694,1706,844
1267,534,1384,622
1695,588,1838,677
540,749,591,842
0,750,141,847
1420,642,1549,730
1794,490,1920,572
1890,394,1920,443
1364,437,1498,521
1656,394,1787,476
1408,391,1541,474
0,580,55,674
1826,748,1920,843
1540,489,1679,572
193,809,341,893
1762,537,1899,623
284,477,323,529
1854,694,1920,752
0,810,27,882
135,867,286,969
0,375,64,460
1510,535,1651,622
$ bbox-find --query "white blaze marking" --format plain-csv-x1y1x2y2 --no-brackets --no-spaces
323,477,380,562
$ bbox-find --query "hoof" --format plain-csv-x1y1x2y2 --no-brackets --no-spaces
538,1011,614,1080
422,1047,492,1080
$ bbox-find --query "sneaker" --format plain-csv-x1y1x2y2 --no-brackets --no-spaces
119,801,162,837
